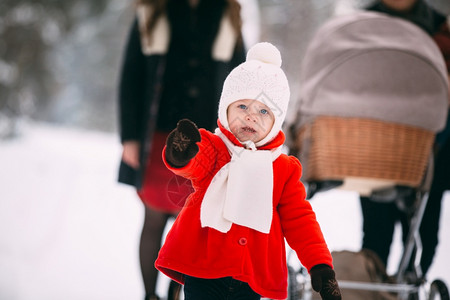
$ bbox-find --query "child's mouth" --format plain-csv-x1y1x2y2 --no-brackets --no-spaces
242,126,256,133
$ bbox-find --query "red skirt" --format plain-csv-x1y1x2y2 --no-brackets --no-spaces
137,132,193,214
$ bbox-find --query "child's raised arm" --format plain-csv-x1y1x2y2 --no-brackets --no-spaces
165,119,201,168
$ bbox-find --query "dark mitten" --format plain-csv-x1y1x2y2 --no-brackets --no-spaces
310,264,342,300
165,119,201,167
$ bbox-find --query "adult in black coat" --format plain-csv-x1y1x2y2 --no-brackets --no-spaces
361,0,449,279
117,0,246,299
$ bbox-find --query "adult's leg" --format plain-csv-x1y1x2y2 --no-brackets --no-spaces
140,205,171,300
419,138,450,275
360,196,399,266
167,279,182,300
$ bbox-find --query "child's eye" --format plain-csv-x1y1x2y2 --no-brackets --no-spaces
260,109,268,115
238,104,247,110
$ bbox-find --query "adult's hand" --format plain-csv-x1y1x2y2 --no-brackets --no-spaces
122,140,140,169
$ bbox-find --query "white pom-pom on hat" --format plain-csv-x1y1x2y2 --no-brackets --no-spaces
218,42,290,147
246,42,282,67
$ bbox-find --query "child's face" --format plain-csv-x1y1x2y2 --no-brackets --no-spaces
227,99,275,144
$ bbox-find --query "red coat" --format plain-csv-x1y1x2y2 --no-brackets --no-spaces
155,126,333,299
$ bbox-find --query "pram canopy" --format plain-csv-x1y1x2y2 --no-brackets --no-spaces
298,11,449,132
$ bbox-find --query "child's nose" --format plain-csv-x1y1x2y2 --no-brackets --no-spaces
245,113,257,122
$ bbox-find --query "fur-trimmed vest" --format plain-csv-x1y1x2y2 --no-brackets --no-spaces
137,4,238,61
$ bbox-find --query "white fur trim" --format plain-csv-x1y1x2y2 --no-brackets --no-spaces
137,5,236,60
137,5,169,55
212,13,237,61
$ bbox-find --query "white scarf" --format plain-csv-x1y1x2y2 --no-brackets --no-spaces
200,129,282,234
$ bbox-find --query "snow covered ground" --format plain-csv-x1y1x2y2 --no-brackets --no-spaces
0,121,449,300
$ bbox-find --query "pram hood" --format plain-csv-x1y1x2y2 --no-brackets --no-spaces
299,11,449,132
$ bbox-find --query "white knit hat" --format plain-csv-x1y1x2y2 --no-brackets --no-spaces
218,42,290,147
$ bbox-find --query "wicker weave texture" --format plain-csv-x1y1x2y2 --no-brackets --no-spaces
299,116,434,187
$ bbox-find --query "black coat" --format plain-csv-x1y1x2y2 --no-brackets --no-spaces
118,3,246,188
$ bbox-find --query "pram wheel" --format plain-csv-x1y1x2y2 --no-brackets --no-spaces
287,265,301,300
287,262,311,300
428,279,450,300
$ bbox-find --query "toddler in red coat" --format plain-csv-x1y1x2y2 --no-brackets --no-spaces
155,42,341,300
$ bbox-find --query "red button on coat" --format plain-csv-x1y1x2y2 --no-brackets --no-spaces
238,238,247,245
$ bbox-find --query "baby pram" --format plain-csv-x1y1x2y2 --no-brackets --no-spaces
289,11,449,300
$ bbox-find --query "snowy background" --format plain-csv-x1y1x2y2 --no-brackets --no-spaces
1,0,450,299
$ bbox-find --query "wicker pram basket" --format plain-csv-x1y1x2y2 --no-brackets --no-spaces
296,116,434,188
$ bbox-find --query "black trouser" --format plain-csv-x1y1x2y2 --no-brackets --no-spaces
419,136,450,274
184,276,261,300
360,196,409,268
360,136,450,276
